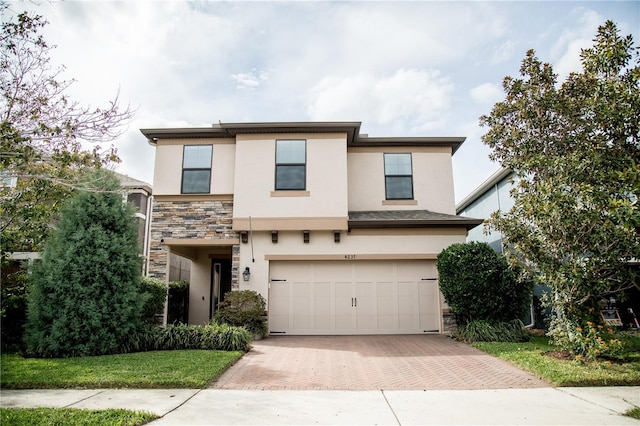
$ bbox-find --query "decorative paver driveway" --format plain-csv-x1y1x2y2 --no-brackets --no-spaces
211,335,549,390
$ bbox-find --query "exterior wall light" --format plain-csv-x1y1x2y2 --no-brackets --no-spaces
242,267,251,282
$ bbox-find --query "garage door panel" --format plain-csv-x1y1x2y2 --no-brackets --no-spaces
269,261,440,335
269,281,290,332
419,281,440,331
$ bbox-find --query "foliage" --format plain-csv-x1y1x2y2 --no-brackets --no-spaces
0,408,157,426
139,277,166,324
119,323,251,353
0,262,29,351
213,290,268,338
1,350,242,389
167,280,189,324
455,319,530,343
626,407,640,420
480,21,640,348
437,242,532,324
552,320,625,362
24,170,143,358
0,7,133,256
473,335,640,386
201,322,252,352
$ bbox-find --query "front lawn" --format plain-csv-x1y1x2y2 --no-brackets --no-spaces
1,350,242,389
0,407,157,426
473,335,640,386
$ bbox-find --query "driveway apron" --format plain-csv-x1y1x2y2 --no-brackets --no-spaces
211,335,548,390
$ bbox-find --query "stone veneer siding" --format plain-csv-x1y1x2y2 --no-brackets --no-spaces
148,199,240,289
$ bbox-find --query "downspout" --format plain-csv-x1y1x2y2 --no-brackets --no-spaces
144,194,153,276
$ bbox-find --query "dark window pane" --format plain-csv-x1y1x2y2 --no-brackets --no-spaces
276,165,305,190
182,170,211,193
386,176,413,199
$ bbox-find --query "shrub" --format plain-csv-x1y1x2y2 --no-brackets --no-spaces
0,266,29,352
437,242,532,325
24,171,143,358
213,290,267,338
117,325,163,353
139,277,167,324
118,323,251,353
167,280,189,324
202,322,251,352
551,319,625,362
455,319,530,343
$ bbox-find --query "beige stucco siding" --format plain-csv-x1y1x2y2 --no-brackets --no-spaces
152,138,236,196
347,146,456,214
236,228,468,304
233,133,348,226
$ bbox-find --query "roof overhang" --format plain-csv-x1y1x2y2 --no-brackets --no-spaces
348,210,483,231
141,122,466,153
456,167,513,213
141,122,362,146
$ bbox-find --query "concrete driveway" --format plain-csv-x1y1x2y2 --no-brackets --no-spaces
212,335,549,390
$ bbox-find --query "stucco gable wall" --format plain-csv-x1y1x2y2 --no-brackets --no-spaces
347,146,456,214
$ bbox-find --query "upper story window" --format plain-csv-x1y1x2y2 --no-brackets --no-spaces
384,153,413,200
275,139,306,190
181,145,212,194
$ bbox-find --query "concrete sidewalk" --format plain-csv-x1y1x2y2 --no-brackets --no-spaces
1,387,639,425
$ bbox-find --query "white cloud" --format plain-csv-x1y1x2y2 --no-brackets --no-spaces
306,69,453,134
230,69,270,90
551,9,604,80
470,83,503,105
7,1,637,197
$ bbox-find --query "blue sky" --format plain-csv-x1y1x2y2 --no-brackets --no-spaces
10,1,640,202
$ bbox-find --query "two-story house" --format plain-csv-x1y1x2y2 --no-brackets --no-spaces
141,122,481,335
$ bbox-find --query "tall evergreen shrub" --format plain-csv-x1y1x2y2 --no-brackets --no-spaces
437,242,532,325
25,171,143,357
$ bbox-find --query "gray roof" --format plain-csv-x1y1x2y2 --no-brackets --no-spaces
348,210,483,230
141,121,466,154
456,167,513,213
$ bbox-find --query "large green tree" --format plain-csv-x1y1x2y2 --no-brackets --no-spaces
1,6,133,256
480,21,639,342
25,170,143,357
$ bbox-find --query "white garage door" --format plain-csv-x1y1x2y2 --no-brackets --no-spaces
268,261,441,335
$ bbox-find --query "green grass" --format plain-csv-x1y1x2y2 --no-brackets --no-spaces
472,336,640,387
626,407,640,419
1,350,242,389
0,407,156,426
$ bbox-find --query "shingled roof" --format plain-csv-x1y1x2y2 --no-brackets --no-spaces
348,210,483,230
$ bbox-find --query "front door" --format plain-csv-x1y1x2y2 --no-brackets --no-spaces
210,258,232,320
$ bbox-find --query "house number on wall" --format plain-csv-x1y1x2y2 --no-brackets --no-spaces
344,254,356,260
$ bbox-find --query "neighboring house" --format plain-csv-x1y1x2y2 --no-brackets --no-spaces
456,167,515,252
2,172,155,274
117,173,154,275
141,121,482,335
455,168,539,325
457,167,640,329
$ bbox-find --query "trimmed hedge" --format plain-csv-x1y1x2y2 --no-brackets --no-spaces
167,280,189,324
437,242,532,325
213,290,267,338
139,277,166,324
